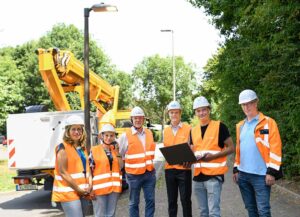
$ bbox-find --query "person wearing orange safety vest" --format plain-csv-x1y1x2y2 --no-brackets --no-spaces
191,96,234,217
52,115,91,217
118,106,156,217
88,124,123,217
233,89,283,217
163,100,192,217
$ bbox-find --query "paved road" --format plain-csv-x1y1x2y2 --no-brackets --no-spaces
1,143,299,217
0,190,62,217
0,144,165,217
115,161,300,217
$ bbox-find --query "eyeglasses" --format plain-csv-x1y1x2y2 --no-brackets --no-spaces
70,128,83,133
241,100,257,107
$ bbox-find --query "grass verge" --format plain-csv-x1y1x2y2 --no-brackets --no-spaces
0,160,16,192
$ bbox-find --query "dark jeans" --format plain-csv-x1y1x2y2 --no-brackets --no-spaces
165,169,192,217
126,170,156,217
238,171,271,217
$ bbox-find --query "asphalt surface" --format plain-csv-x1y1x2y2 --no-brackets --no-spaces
115,161,300,217
1,144,300,217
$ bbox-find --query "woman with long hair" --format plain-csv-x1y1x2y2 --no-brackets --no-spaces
52,115,91,217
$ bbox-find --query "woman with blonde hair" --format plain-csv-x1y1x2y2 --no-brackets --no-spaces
52,115,91,217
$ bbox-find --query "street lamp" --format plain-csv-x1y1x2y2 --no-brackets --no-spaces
161,29,175,101
84,3,117,152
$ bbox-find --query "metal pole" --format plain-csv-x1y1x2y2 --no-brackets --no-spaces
84,8,91,152
171,30,175,101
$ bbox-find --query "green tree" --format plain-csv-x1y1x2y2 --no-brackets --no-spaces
107,70,133,109
12,41,51,108
38,23,113,78
132,55,196,135
0,54,25,133
190,0,300,177
0,23,133,133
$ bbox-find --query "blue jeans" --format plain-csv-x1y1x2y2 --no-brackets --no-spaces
61,198,90,217
238,171,271,217
193,178,222,217
93,192,120,217
126,170,156,217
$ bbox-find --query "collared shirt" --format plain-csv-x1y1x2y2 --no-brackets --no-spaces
239,114,267,175
171,122,183,136
118,126,146,158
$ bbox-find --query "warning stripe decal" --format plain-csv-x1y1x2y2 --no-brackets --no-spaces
8,139,15,168
9,147,15,159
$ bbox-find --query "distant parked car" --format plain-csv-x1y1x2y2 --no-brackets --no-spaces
0,135,7,146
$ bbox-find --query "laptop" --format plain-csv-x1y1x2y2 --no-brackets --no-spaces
159,143,197,165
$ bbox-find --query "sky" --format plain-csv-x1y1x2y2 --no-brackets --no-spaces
0,0,222,73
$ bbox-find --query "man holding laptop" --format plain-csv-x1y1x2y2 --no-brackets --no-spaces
190,96,234,217
163,101,192,217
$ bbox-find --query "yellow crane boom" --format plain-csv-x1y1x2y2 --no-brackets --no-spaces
36,48,131,134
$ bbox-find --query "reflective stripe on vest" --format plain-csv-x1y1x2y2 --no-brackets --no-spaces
163,123,191,170
52,142,89,202
125,128,155,174
53,184,89,193
91,145,122,195
55,172,90,181
192,121,228,176
235,112,282,172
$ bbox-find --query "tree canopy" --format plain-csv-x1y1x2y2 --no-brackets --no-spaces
132,55,197,131
0,23,132,134
189,0,300,177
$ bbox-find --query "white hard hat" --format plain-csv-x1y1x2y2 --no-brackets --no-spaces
100,124,116,133
167,101,181,111
239,89,258,104
130,106,145,117
65,115,84,126
193,96,210,110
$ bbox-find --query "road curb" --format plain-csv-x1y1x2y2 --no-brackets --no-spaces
274,184,300,200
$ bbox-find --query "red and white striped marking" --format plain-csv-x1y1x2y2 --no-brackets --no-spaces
8,139,15,167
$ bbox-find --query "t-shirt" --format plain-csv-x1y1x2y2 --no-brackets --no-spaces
190,122,230,182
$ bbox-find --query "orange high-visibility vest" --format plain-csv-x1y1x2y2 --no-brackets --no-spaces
234,112,282,172
192,120,228,176
52,142,89,202
91,145,122,195
163,123,191,170
125,128,155,175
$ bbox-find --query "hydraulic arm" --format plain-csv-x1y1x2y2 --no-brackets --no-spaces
36,48,130,132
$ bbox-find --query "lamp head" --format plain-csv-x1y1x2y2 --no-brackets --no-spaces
91,3,118,12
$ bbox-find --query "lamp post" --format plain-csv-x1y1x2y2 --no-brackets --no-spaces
161,29,175,101
84,3,117,152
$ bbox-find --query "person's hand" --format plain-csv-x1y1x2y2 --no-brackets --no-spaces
85,190,96,200
182,162,193,168
195,153,205,161
265,174,275,186
233,173,239,184
77,188,89,197
201,153,214,162
87,184,93,194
